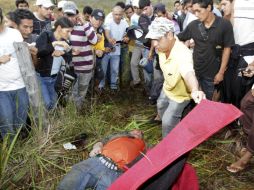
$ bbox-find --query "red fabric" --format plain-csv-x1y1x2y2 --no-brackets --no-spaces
108,100,242,190
172,163,199,190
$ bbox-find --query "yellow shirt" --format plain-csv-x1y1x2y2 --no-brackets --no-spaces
158,38,194,103
93,33,105,51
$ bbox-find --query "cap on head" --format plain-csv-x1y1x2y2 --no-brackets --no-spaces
63,1,78,15
145,17,175,40
154,3,166,14
132,0,139,8
91,9,105,21
139,0,151,9
57,0,67,9
36,0,55,8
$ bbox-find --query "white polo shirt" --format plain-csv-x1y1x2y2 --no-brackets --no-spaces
0,27,25,91
105,19,129,56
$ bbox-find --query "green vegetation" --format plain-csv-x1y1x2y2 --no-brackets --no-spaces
0,89,253,189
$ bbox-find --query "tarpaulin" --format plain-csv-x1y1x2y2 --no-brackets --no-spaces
108,100,242,190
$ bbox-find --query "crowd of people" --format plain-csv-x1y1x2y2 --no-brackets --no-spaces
0,0,254,188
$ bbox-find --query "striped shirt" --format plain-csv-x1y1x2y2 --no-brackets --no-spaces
70,23,97,73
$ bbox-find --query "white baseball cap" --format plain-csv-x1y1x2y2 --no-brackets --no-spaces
36,0,55,8
57,0,67,9
132,0,139,8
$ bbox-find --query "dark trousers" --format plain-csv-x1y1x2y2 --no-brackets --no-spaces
196,76,215,100
230,57,253,108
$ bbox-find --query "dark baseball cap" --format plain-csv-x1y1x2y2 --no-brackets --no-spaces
91,9,105,21
154,3,166,13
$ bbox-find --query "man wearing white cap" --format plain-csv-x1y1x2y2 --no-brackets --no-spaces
33,0,55,35
54,0,67,19
146,17,205,137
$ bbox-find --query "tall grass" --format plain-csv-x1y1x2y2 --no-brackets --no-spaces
0,89,253,189
0,89,161,189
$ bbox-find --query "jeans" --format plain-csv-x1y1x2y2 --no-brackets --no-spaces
38,75,57,110
130,46,152,87
72,72,92,110
99,54,120,90
157,90,190,138
196,76,214,100
57,157,122,190
0,87,29,138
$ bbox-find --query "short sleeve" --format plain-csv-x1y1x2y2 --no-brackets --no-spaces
178,47,194,77
222,20,235,47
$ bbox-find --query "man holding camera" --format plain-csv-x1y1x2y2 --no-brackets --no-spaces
98,5,129,92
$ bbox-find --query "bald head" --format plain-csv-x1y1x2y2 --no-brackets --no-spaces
112,6,124,24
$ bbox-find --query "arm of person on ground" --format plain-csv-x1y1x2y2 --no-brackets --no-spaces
183,71,206,104
89,131,132,157
214,47,231,84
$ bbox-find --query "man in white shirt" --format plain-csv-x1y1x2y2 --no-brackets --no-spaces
99,6,129,91
0,8,29,139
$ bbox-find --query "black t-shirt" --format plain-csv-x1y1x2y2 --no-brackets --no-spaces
33,15,52,35
138,14,155,48
177,16,235,78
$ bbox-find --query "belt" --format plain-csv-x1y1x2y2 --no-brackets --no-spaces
51,74,57,78
97,154,122,172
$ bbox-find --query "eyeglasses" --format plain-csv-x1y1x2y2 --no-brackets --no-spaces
198,23,208,41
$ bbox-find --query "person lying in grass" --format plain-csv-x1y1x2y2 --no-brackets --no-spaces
57,129,186,190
